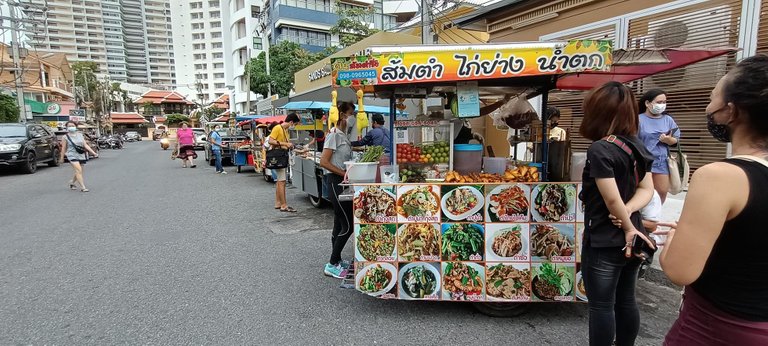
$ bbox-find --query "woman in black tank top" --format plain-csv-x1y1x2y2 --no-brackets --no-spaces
661,55,768,345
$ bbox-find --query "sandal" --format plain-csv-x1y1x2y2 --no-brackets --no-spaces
81,188,89,193
69,183,77,190
280,206,297,213
190,165,197,168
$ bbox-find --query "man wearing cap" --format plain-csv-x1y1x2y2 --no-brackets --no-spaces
351,113,391,153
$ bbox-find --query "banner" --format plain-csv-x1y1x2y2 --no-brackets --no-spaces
332,40,612,87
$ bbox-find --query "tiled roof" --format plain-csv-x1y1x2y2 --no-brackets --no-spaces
135,91,195,105
110,112,148,124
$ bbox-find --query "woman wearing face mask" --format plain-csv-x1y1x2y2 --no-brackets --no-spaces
319,102,354,278
661,55,768,344
638,89,680,203
339,102,356,142
175,122,197,168
59,121,98,192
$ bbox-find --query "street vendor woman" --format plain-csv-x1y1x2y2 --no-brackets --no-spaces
351,113,391,153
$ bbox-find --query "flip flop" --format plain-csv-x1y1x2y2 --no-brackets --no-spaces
280,207,297,213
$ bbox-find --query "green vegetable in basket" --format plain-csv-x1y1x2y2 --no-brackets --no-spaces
360,146,384,163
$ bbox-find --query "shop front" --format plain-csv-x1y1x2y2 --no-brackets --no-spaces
456,0,761,170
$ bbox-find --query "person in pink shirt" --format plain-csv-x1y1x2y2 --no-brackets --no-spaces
175,122,197,168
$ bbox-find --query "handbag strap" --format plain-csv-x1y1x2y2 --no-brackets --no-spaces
66,134,81,148
602,135,640,185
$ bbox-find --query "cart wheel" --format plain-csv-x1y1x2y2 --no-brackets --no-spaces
309,194,324,208
472,303,529,317
237,165,242,173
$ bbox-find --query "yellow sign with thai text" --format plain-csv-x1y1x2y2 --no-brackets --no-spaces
331,40,612,87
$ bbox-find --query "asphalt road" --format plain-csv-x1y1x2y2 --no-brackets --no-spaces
0,141,681,345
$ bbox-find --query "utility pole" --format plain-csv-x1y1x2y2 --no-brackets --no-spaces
245,49,251,116
421,0,432,45
9,5,28,123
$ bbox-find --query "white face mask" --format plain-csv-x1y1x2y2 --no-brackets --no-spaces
651,103,666,115
67,126,77,132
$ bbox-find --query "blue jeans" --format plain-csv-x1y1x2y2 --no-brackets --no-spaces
582,246,642,346
213,150,223,172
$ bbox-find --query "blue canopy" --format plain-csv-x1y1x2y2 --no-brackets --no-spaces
234,114,270,122
280,101,407,116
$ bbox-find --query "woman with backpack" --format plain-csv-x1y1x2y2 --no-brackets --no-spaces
578,82,656,345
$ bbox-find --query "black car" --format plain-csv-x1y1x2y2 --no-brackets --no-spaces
203,130,249,166
0,123,60,173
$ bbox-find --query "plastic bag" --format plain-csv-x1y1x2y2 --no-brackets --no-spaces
491,96,537,129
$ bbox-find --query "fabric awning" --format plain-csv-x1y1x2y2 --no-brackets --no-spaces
556,48,737,90
280,101,407,116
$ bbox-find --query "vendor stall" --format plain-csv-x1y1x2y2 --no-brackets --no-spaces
329,40,734,313
281,101,406,208
236,115,286,177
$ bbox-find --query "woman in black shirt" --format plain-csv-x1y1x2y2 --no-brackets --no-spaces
579,82,656,346
661,55,768,344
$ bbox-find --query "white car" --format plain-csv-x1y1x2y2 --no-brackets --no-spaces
192,128,206,150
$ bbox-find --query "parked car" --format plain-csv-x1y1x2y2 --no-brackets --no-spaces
0,123,59,173
192,128,206,150
203,129,249,166
125,131,142,141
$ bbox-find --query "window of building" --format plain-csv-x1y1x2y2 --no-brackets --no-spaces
280,0,332,13
192,33,206,40
211,32,222,39
190,1,202,9
212,52,223,59
210,10,220,18
195,73,207,80
191,12,203,19
194,53,207,60
212,42,223,49
192,23,204,29
209,1,220,7
213,62,224,69
213,72,225,78
278,27,331,47
211,21,221,28
195,64,207,70
193,43,206,49
214,83,225,89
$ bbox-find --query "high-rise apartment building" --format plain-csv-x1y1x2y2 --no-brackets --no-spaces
171,0,228,104
223,0,397,114
22,0,176,87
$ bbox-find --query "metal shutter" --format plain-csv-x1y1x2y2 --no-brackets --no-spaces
549,0,743,173
758,0,768,54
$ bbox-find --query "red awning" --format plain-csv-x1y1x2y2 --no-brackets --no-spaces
253,115,286,124
556,48,737,90
212,115,229,122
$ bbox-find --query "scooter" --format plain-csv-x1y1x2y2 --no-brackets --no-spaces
160,137,170,150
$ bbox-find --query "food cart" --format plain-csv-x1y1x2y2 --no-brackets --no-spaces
236,115,286,177
330,40,735,315
280,101,405,208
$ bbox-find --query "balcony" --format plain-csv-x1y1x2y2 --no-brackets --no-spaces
274,5,338,28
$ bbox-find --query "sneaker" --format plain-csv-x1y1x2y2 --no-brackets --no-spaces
220,171,227,175
323,263,347,279
215,171,222,174
340,259,353,269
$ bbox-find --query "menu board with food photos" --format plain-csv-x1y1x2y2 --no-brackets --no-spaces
352,183,587,302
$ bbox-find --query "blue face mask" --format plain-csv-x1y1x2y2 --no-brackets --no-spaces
67,127,77,132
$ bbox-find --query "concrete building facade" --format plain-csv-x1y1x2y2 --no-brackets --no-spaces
22,0,176,87
171,0,229,104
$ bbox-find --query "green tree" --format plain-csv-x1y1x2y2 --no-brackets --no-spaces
329,2,379,50
71,62,110,117
0,93,20,122
165,114,190,125
246,41,319,98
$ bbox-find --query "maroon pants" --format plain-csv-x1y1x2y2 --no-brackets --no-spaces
665,287,768,345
